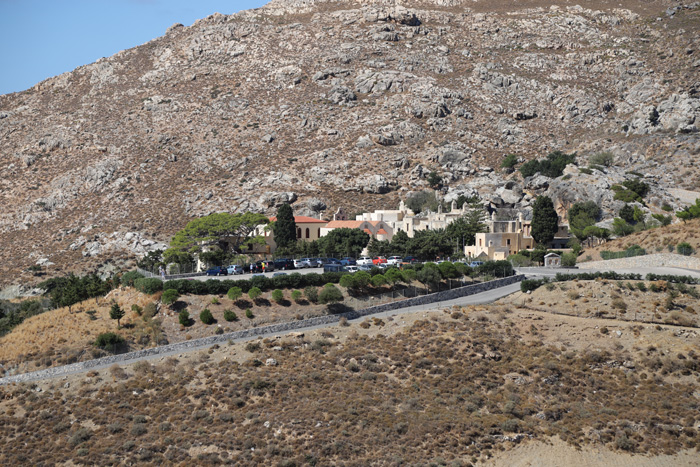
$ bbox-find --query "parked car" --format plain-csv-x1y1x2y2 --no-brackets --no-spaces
274,258,295,270
226,264,244,275
251,260,275,273
469,261,484,268
323,263,345,273
402,256,420,264
345,265,359,273
301,257,316,268
372,256,387,265
340,257,357,266
358,264,373,272
324,258,342,265
357,256,373,266
272,272,287,277
387,256,402,265
206,266,228,276
294,258,311,269
306,258,323,267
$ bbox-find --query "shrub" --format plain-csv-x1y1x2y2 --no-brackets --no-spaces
561,252,577,267
304,286,319,304
500,153,518,169
319,284,343,304
133,278,163,294
248,287,262,301
131,304,143,315
370,274,387,288
227,287,243,301
142,302,157,320
291,290,302,303
589,151,614,167
271,289,284,303
245,309,254,319
224,309,238,322
178,309,190,327
611,298,627,312
200,308,214,325
95,332,125,350
677,242,694,256
519,150,576,178
109,302,125,328
121,270,145,287
161,289,179,306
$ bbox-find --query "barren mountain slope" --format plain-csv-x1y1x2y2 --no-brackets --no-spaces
0,0,699,285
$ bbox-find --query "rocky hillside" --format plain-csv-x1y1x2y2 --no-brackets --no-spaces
1,0,699,286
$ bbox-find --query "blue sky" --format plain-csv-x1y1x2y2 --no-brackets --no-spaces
0,0,267,95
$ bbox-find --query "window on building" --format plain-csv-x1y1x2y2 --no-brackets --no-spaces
317,228,320,237
305,228,310,239
297,228,301,239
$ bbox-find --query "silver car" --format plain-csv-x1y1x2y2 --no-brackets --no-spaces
227,264,244,275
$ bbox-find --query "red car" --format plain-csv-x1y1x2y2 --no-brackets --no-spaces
372,256,387,265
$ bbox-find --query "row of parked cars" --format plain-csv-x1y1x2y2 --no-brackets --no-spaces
205,257,485,276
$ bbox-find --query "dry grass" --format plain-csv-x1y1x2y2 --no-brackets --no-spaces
1,304,698,465
0,288,154,374
582,218,700,261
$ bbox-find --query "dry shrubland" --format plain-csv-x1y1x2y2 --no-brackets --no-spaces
1,308,698,465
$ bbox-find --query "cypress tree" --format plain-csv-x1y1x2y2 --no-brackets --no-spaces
531,196,559,246
273,204,297,250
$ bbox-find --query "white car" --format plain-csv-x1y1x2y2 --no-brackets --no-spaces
294,258,311,269
227,264,244,275
357,256,373,266
387,256,403,265
345,265,359,273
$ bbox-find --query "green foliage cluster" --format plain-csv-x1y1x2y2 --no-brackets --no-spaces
645,273,699,284
427,171,443,189
0,298,50,337
39,273,112,311
531,196,559,245
676,242,694,256
223,310,238,322
120,271,145,287
271,289,284,303
161,289,180,306
133,278,163,295
94,332,126,351
612,179,649,203
304,286,319,304
271,204,297,250
588,151,615,167
600,245,646,260
200,309,214,325
676,198,700,222
405,190,439,214
165,271,347,296
522,271,645,292
319,284,344,305
500,154,519,169
178,310,190,327
109,302,125,328
519,150,576,178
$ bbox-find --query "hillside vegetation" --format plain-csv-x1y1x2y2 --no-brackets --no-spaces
1,304,698,465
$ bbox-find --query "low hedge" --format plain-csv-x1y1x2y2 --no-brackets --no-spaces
163,271,347,296
133,278,163,294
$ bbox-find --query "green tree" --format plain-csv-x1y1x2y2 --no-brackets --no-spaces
248,287,262,302
169,212,269,258
109,302,125,329
619,204,635,223
612,218,634,237
224,309,238,321
200,309,214,324
95,332,125,351
178,309,190,326
427,171,442,189
389,230,409,256
445,200,487,249
407,229,454,260
677,242,694,256
319,284,343,305
676,198,700,222
304,286,319,303
520,150,576,178
438,262,459,280
568,201,600,221
367,238,391,257
417,263,442,291
370,274,387,288
500,154,518,169
291,290,303,303
589,151,614,167
652,213,672,227
272,204,297,250
227,287,243,302
271,289,284,303
531,196,559,246
405,190,439,214
319,228,370,258
161,289,180,306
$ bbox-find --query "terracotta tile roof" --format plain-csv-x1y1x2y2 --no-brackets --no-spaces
324,220,364,228
376,228,388,235
363,228,372,235
269,216,327,224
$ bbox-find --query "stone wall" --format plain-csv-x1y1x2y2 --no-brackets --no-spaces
578,254,700,272
0,275,524,385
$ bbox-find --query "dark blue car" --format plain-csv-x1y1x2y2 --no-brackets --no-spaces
206,266,228,276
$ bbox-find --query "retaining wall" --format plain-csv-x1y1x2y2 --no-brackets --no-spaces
578,254,700,272
0,275,523,385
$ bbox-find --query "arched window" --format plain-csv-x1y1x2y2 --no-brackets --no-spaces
317,228,320,238
305,228,310,239
297,228,301,239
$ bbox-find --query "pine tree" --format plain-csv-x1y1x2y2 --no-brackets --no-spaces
531,196,559,246
272,204,297,250
110,302,125,329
